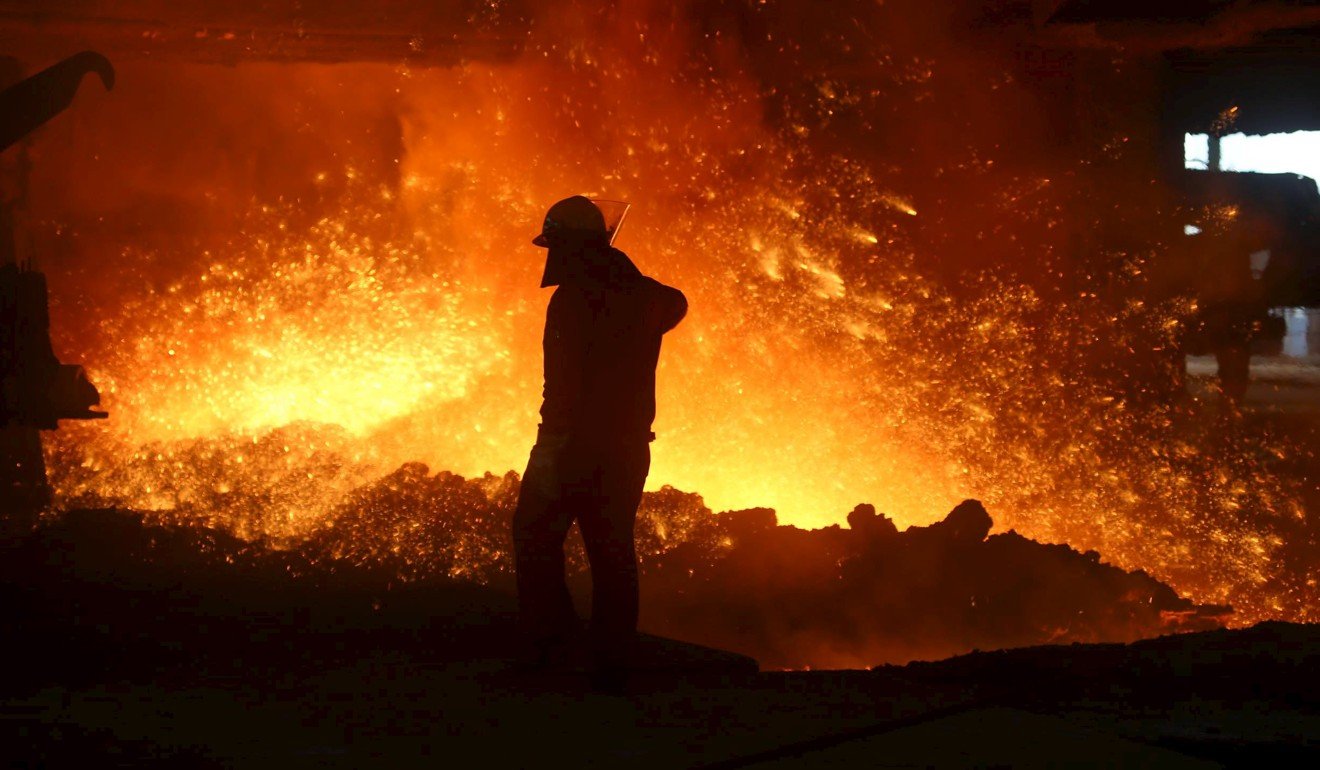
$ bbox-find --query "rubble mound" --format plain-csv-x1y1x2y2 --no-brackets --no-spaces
293,466,1229,668
4,467,1231,670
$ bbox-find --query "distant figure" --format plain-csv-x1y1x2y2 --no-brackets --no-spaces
1193,220,1267,418
513,195,686,688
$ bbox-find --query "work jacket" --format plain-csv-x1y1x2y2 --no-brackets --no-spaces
539,246,687,446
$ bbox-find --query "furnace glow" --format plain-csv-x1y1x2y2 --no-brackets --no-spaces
40,7,1313,628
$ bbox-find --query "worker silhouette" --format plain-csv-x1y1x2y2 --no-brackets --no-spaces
1193,216,1268,419
513,195,686,689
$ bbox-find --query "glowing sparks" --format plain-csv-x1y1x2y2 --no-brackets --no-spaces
882,195,918,216
38,19,1312,629
91,206,507,443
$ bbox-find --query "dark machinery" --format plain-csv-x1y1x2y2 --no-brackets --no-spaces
1,51,112,524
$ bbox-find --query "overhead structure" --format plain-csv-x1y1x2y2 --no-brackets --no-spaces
1,51,112,526
1166,25,1320,136
1036,0,1320,28
0,1,531,66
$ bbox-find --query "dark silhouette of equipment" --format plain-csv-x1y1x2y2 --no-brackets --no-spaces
0,51,114,152
1,51,112,525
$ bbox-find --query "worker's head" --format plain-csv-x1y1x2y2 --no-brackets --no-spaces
534,195,610,287
533,195,609,248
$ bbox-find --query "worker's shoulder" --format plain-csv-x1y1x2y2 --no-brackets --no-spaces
640,275,686,305
633,275,687,331
629,268,681,294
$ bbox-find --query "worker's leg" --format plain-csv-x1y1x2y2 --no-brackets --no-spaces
512,440,578,647
576,443,650,669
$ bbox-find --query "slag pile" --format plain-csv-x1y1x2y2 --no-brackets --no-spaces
49,461,1227,669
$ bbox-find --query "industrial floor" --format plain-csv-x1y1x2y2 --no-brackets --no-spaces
2,511,1315,769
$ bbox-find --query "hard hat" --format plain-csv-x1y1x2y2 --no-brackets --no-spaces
532,195,607,247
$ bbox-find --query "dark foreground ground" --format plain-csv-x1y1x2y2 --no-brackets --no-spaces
1,510,1316,768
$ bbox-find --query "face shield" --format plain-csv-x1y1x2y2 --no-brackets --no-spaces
590,199,631,245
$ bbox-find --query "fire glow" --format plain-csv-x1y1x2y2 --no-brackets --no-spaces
27,3,1312,626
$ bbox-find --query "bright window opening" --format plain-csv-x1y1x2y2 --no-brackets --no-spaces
1184,130,1320,192
1184,134,1209,169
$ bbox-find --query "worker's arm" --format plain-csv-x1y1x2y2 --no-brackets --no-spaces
643,278,687,334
